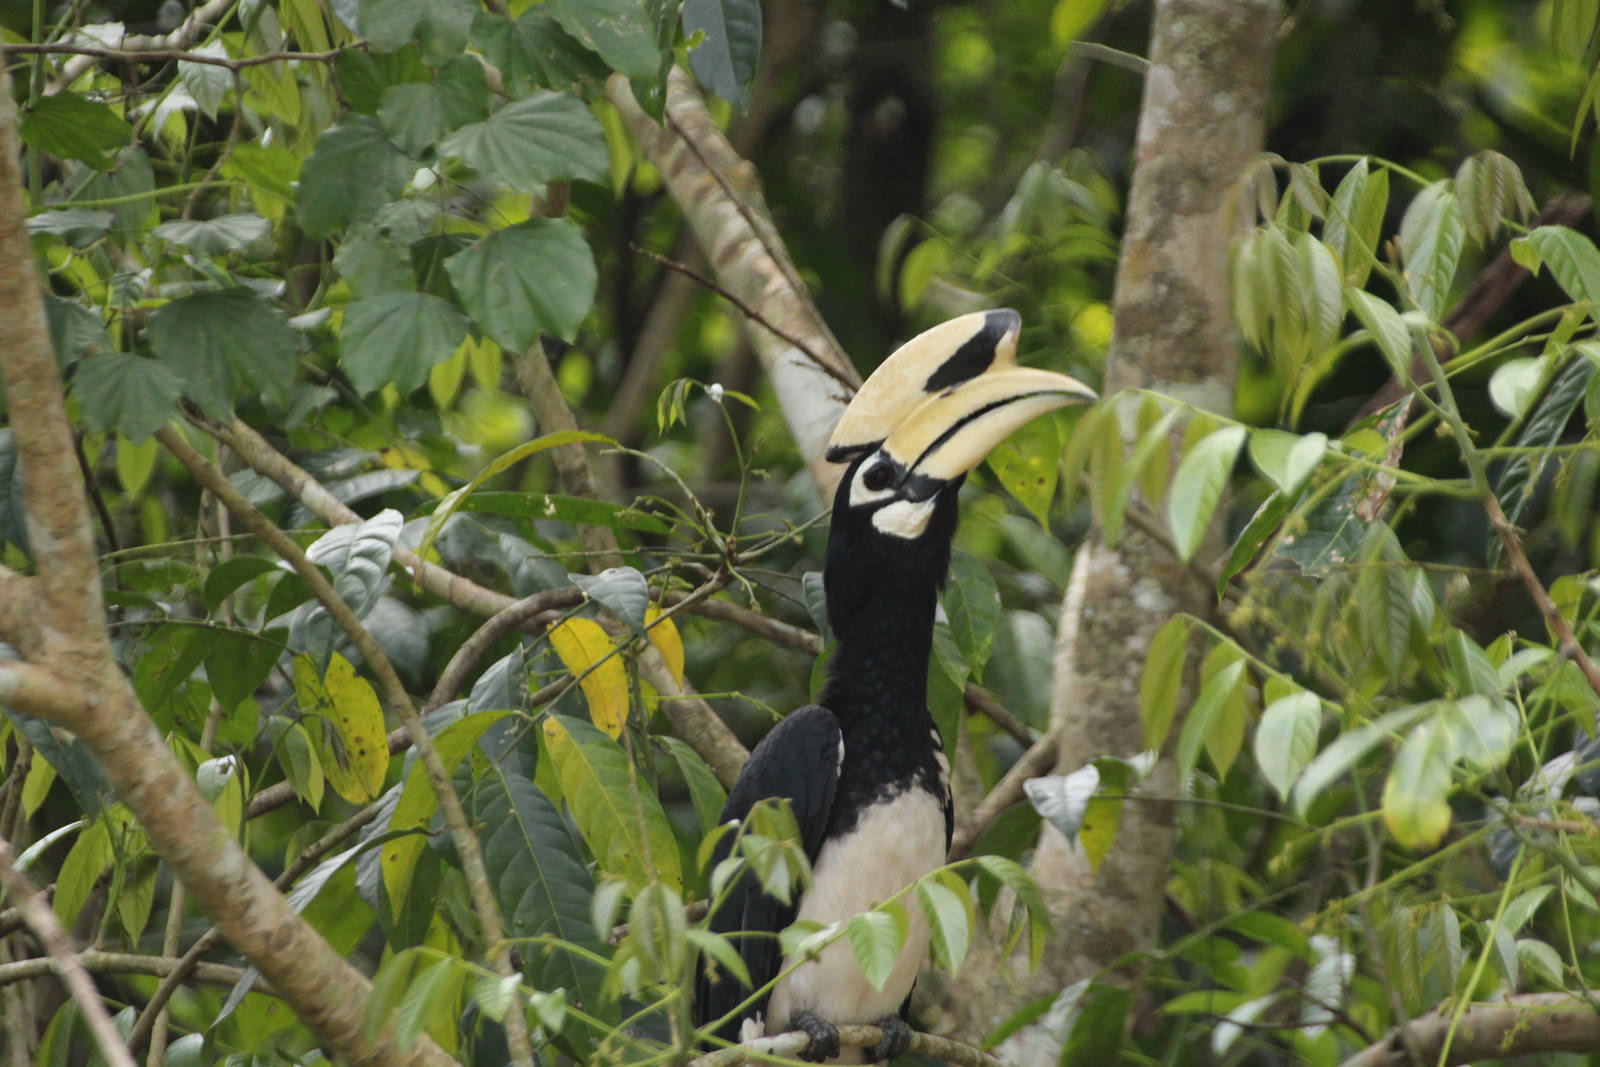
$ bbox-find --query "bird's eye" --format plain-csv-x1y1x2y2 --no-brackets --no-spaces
863,463,895,492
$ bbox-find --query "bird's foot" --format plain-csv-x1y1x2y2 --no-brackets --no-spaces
866,1014,913,1062
790,1011,841,1063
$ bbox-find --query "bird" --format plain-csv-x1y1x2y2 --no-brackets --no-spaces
694,309,1096,1063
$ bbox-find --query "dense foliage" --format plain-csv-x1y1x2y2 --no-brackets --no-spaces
2,1,1600,1065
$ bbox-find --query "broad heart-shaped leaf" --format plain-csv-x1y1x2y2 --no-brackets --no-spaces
1166,425,1246,562
683,0,762,109
1382,715,1455,850
1511,225,1600,309
1396,181,1464,320
444,219,597,350
152,214,271,257
437,91,607,192
469,9,610,96
1254,691,1322,803
547,0,661,80
846,904,909,993
73,354,182,442
293,653,389,803
20,92,132,170
339,292,470,395
944,551,1001,681
541,716,682,889
295,116,412,239
547,618,630,738
358,0,474,59
384,710,509,916
146,288,298,416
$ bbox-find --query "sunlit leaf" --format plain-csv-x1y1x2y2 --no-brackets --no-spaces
293,653,389,803
1166,425,1246,562
548,617,630,738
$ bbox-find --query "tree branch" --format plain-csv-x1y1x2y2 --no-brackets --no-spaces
10,41,366,70
0,837,136,1067
687,1024,1004,1067
0,949,251,991
43,0,230,92
1338,993,1600,1067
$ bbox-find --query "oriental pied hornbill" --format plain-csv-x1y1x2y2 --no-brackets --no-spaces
694,310,1096,1063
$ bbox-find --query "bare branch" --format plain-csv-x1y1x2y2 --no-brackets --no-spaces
0,949,251,991
1338,994,1600,1067
688,1024,1005,1067
44,0,228,92
0,837,136,1067
10,41,366,70
0,660,87,724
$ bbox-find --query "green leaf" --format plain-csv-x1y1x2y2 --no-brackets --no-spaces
1105,402,1180,546
916,875,972,972
1501,885,1555,935
1487,355,1549,420
1455,151,1535,245
1291,704,1431,818
437,91,608,191
1397,182,1464,319
305,508,402,620
1254,690,1321,803
73,355,182,442
1382,716,1455,850
547,0,660,80
1516,938,1566,988
152,214,271,256
943,551,1001,681
986,414,1060,528
20,93,132,170
53,818,111,926
471,764,607,1013
444,219,597,350
683,0,762,110
660,736,727,835
204,628,281,713
1490,351,1594,567
339,292,470,395
27,209,114,247
846,906,907,992
572,565,650,634
1217,488,1294,596
1166,425,1246,562
1347,288,1415,381
147,288,298,416
294,653,389,803
1511,225,1600,308
1175,659,1246,782
1440,695,1517,771
295,117,413,239
1139,615,1190,750
542,716,682,889
1248,429,1327,494
1061,982,1131,1062
469,10,609,96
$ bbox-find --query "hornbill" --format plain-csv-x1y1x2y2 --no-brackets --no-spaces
695,309,1096,1063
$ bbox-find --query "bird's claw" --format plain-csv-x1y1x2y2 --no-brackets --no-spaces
867,1015,912,1062
791,1011,840,1063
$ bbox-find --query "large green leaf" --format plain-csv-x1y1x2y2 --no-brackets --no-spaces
1165,425,1246,562
73,354,182,442
1254,690,1321,803
339,292,470,395
152,214,272,257
437,91,608,192
1396,182,1464,320
470,765,609,1019
1175,659,1246,782
846,905,908,992
444,219,597,349
468,10,609,96
1511,225,1600,309
295,117,413,239
1382,716,1455,850
1291,704,1431,818
20,93,132,170
547,0,660,80
146,288,298,416
358,0,474,60
683,0,762,110
542,716,682,889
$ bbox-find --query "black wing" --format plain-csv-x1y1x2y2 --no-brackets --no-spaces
694,704,841,1043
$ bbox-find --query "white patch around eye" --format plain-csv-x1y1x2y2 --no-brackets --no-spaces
871,497,937,539
848,461,898,509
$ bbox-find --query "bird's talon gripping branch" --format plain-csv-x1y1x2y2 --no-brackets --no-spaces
792,1011,841,1062
866,1015,912,1062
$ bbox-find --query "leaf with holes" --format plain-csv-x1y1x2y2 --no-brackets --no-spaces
294,653,389,803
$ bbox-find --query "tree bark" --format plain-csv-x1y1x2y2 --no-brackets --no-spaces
917,3,1282,1059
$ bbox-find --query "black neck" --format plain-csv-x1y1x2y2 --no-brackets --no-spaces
818,567,939,729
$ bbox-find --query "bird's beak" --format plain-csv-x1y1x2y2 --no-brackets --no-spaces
826,309,1096,483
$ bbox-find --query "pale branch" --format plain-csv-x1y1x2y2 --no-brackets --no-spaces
686,1024,1004,1067
156,426,529,1064
607,69,860,499
948,728,1059,863
1337,994,1600,1067
10,41,366,70
44,0,229,92
0,949,251,991
127,800,384,1055
0,837,136,1067
0,660,90,722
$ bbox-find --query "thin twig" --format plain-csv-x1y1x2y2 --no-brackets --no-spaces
11,42,366,71
687,1024,1004,1067
421,588,583,714
631,244,855,392
0,837,137,1067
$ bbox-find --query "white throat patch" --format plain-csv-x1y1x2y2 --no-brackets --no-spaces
870,498,937,540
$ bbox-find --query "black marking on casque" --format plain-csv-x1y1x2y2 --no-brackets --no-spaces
922,308,1018,392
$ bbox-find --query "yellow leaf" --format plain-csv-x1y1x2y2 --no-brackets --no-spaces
644,606,685,688
548,618,629,738
116,434,159,496
428,337,470,410
293,653,389,802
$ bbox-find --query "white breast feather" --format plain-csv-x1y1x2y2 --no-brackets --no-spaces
761,788,948,1062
